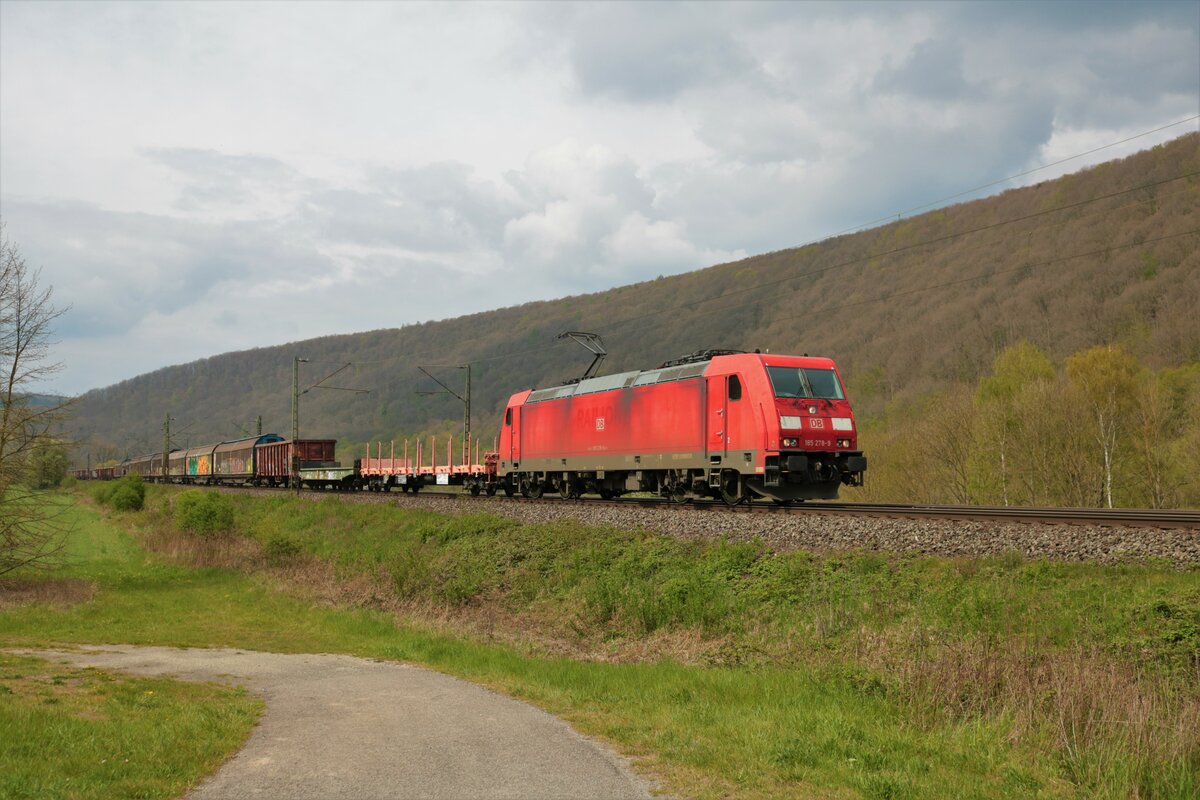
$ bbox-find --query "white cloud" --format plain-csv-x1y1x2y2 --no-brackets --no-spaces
603,214,744,270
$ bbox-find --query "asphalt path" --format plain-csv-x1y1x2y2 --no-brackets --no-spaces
20,645,655,800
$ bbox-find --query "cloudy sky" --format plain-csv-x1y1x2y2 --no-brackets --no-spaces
2,1,1197,395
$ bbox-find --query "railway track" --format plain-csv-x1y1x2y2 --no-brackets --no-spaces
766,501,1200,529
274,485,1200,530
509,497,1199,529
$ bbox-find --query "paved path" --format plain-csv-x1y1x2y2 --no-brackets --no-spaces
20,645,654,800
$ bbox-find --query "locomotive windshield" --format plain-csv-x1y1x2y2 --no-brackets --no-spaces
767,366,845,400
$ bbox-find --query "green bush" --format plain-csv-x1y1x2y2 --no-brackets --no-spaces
174,490,235,536
110,483,145,511
263,533,302,565
91,482,113,505
93,475,145,511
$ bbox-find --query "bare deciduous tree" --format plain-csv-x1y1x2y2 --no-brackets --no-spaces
922,386,977,504
1,229,73,576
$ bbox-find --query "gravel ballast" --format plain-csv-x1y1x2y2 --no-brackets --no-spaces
260,489,1200,568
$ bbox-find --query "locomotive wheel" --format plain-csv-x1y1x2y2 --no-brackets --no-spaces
719,471,747,506
663,470,689,503
503,483,515,497
598,489,615,500
485,485,497,497
528,480,544,500
469,483,481,497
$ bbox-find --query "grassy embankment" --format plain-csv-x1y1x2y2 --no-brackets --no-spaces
0,652,261,800
0,496,262,800
3,486,1198,799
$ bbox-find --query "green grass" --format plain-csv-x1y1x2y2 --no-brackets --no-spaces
230,494,1199,676
2,490,1197,799
0,652,262,800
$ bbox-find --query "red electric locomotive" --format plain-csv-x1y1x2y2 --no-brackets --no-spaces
495,349,866,504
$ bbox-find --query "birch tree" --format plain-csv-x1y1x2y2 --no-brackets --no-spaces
975,342,1055,506
1065,345,1140,509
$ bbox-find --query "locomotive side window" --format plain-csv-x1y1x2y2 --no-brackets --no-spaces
505,408,513,425
767,367,845,400
728,375,742,400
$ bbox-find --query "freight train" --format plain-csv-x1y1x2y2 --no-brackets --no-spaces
73,437,341,487
74,349,867,504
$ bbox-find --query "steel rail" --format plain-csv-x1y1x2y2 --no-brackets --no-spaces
762,501,1200,529
359,489,1200,529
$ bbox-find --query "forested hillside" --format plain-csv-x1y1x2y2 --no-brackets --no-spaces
71,134,1199,505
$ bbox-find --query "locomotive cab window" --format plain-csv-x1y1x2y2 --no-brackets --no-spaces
505,408,513,425
728,374,742,400
767,367,845,400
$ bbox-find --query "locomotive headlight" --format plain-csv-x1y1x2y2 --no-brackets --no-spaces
780,415,802,429
832,417,853,431
837,438,850,448
783,438,798,447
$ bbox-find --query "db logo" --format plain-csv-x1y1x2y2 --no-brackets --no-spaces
809,418,825,430
595,417,606,431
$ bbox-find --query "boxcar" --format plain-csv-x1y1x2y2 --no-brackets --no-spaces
213,434,284,483
124,454,154,479
185,444,217,481
169,449,187,478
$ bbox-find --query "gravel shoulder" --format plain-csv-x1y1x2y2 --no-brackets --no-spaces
16,645,654,800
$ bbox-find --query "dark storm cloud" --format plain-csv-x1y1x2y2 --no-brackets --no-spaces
533,2,758,102
945,0,1200,31
653,91,1059,258
1052,35,1199,129
874,39,976,101
922,2,1199,130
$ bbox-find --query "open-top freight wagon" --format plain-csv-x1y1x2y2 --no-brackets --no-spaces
358,435,495,495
